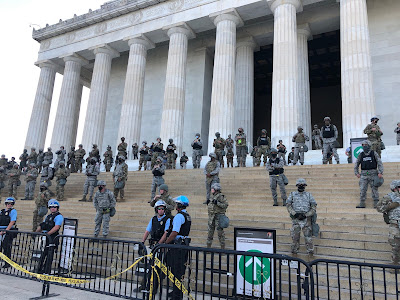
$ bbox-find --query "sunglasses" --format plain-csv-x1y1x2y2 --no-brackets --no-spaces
6,203,14,205
49,206,58,209
157,207,165,210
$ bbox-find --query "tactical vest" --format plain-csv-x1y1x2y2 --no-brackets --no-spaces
152,168,163,177
360,151,377,170
166,145,175,153
151,215,169,241
42,212,61,236
0,208,13,226
322,125,335,138
294,134,306,143
192,142,202,150
140,148,148,155
169,211,191,237
259,137,269,146
268,158,284,175
154,144,163,152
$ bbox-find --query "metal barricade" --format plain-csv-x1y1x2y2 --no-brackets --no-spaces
149,244,314,300
310,258,400,299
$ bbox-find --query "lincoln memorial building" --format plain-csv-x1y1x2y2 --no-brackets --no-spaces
25,0,400,155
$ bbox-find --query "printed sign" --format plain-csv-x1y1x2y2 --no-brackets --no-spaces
59,218,78,271
350,138,366,163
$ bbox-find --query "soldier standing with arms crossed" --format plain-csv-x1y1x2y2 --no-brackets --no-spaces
191,133,203,169
113,156,128,202
256,129,271,166
103,145,114,172
364,116,383,157
203,153,221,204
166,139,177,169
213,132,226,168
80,158,100,202
75,144,86,173
292,126,309,165
93,181,115,240
22,163,38,200
267,148,287,206
151,157,165,201
320,117,340,164
139,141,149,171
235,128,247,167
54,161,70,201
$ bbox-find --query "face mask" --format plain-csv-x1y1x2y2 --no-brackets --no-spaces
297,185,305,192
362,146,370,152
91,161,96,165
60,165,64,168
40,188,46,192
271,154,277,158
98,187,103,191
195,136,199,139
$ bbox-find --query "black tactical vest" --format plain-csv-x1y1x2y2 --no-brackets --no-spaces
151,215,169,241
0,208,13,226
259,137,269,146
192,142,202,150
168,211,191,237
268,158,284,175
322,125,335,138
42,212,61,236
166,145,175,153
360,151,377,170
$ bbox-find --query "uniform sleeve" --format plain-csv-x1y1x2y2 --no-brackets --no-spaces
146,219,153,232
109,191,116,208
210,162,221,175
216,194,228,209
334,125,338,139
266,161,274,172
93,193,98,209
375,152,384,174
164,218,171,231
54,215,64,226
172,214,185,232
10,209,17,222
304,134,310,141
166,197,175,213
354,155,362,175
305,193,317,217
292,134,297,142
277,157,284,168
256,137,260,147
363,124,371,135
286,194,296,216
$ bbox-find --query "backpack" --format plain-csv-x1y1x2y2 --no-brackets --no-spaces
376,195,393,224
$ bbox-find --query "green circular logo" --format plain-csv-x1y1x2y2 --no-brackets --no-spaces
238,250,271,284
354,146,363,159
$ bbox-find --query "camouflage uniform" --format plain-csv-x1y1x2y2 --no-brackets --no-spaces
180,154,188,169
207,186,228,248
0,168,6,197
82,162,100,201
132,143,139,160
54,148,66,170
54,163,70,200
0,156,8,169
320,122,340,164
226,148,234,168
117,139,128,159
43,149,53,166
277,143,287,165
40,164,53,188
204,157,221,203
235,130,247,167
312,126,322,149
24,165,38,200
266,155,287,206
75,146,86,173
354,147,384,208
287,188,317,254
213,135,226,168
8,166,21,199
364,122,383,157
256,132,271,165
32,188,51,231
19,150,28,169
87,145,100,165
288,149,295,165
151,160,165,200
103,147,113,172
138,145,149,171
67,147,76,173
191,136,203,169
251,147,258,167
37,150,44,173
292,129,310,165
151,141,163,169
381,189,400,264
395,125,400,145
27,149,38,166
150,192,175,218
113,159,128,200
93,187,116,237
166,142,176,169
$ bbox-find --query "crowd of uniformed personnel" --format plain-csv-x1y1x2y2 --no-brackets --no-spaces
0,116,400,275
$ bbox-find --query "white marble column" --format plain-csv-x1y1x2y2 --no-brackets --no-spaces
267,0,302,147
234,37,258,149
208,10,243,152
71,84,83,147
118,35,154,148
339,0,375,147
160,24,194,155
82,45,119,150
50,54,88,151
25,61,58,150
297,24,312,149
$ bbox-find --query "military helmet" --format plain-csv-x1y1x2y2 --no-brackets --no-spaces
215,132,220,137
5,197,15,204
121,137,125,140
48,199,60,208
371,116,379,121
314,124,318,128
42,161,49,166
159,184,168,192
296,178,307,186
297,126,303,130
1,154,4,158
174,195,189,207
118,156,125,161
270,148,278,153
39,149,43,152
154,200,166,208
142,141,147,144
238,127,244,132
13,164,19,168
157,137,161,141
48,147,52,151
209,153,217,159
23,149,27,152
324,117,331,121
97,180,106,186
59,161,65,165
261,129,267,133
156,156,163,162
78,144,83,147
362,140,372,146
107,145,111,150
195,133,200,137
93,144,98,148
39,182,47,188
211,183,221,191
169,139,173,143
390,180,400,191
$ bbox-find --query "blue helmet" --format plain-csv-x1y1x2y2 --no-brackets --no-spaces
48,199,60,208
174,195,189,207
5,197,15,204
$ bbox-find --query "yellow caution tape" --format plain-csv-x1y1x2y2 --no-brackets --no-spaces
0,251,152,285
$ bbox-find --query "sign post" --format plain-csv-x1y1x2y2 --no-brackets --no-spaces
234,227,276,299
59,218,78,272
350,138,366,163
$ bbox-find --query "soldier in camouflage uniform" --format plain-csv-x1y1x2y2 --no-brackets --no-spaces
287,178,317,257
37,149,44,173
207,183,228,249
204,153,221,204
376,180,400,266
277,140,287,165
54,161,70,201
395,123,400,145
67,146,76,173
151,138,164,169
235,128,247,167
0,155,8,169
87,144,100,166
226,147,234,168
19,149,28,170
27,147,38,166
267,148,287,206
292,126,310,165
312,125,322,149
43,147,53,166
0,167,6,197
40,161,53,189
364,116,384,157
354,140,384,208
103,146,114,172
251,146,258,167
117,137,128,159
22,163,38,200
180,152,188,169
139,141,149,171
132,143,139,160
54,146,66,170
80,158,100,202
150,184,175,217
213,132,226,168
75,144,86,173
93,180,116,239
191,134,203,169
151,157,165,201
320,117,340,164
8,164,21,199
256,129,271,166
32,183,51,232
113,156,128,201
166,139,176,169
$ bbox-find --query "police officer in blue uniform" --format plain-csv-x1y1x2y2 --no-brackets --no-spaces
35,199,64,273
165,195,191,300
0,197,18,268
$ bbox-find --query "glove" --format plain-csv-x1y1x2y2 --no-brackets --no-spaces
293,213,300,219
297,213,306,220
212,199,218,205
103,208,110,214
138,244,146,256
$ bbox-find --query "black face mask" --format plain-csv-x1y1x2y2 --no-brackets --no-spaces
40,188,46,192
98,186,104,191
297,185,306,192
271,154,277,158
362,146,371,152
91,161,96,165
60,165,64,168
